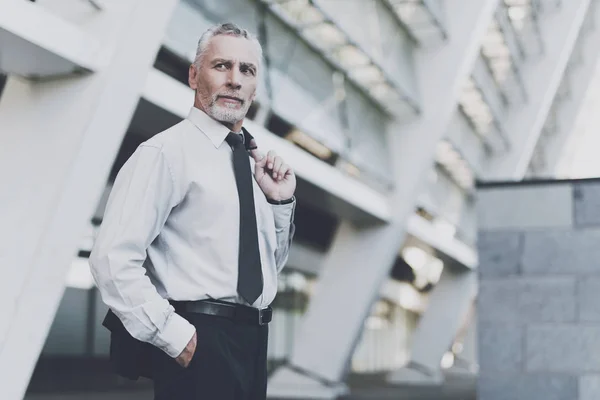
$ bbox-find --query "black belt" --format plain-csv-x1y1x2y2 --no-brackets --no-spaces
170,299,272,326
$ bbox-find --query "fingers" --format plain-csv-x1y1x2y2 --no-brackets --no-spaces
254,149,292,181
278,164,291,181
273,161,292,181
275,163,292,181
250,149,266,166
272,156,283,180
266,150,276,170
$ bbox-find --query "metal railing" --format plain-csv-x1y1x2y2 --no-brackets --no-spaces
384,0,448,45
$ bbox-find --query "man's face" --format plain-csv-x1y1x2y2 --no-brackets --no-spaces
189,35,259,127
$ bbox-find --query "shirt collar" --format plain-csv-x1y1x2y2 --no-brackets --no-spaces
187,107,234,148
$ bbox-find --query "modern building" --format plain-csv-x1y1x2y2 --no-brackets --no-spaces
1,0,599,399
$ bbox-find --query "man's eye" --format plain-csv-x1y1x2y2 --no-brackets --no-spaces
241,67,255,76
215,64,227,70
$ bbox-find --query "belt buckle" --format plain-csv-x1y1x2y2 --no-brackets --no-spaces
258,307,272,325
258,309,266,325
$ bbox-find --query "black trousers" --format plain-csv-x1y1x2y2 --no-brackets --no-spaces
151,311,269,400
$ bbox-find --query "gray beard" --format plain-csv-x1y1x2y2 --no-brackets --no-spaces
206,96,251,124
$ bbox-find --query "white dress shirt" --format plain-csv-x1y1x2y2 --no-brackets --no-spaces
89,107,295,359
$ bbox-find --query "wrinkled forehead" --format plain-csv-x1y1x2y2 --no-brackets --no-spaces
204,35,261,68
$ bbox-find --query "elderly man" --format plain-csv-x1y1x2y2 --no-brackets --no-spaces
90,22,296,400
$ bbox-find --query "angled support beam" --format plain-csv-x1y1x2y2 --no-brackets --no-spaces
0,1,178,398
387,265,477,385
267,1,500,398
483,0,592,180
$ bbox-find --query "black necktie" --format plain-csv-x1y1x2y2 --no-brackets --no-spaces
225,132,263,304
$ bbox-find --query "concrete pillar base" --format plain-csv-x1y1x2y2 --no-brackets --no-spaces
267,366,349,400
449,359,479,376
386,363,444,387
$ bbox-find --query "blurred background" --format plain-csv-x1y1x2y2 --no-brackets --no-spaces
2,0,600,399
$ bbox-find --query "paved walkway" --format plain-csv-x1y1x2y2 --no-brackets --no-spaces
25,372,475,400
346,379,475,400
341,370,475,400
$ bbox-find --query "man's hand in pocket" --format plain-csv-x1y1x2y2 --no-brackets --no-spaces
175,331,197,368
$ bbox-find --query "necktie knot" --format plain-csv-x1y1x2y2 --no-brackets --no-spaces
226,132,244,147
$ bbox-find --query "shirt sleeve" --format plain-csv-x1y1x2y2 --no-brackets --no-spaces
271,199,296,273
89,144,195,358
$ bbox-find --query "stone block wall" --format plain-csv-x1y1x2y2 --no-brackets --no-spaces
477,178,600,400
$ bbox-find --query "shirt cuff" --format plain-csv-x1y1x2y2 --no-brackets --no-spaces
156,313,196,358
271,200,296,231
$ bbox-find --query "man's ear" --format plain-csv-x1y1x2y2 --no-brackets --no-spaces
188,64,198,90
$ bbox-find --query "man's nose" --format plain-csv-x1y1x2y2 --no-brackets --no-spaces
226,68,242,90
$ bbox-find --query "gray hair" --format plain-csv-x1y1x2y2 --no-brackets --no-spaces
193,22,263,70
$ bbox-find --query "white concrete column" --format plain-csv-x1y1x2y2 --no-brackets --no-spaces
538,3,600,177
267,1,499,398
484,0,592,180
387,266,477,385
0,1,178,399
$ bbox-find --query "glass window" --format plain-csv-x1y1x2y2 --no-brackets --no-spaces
344,83,391,184
266,14,348,153
317,0,418,101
